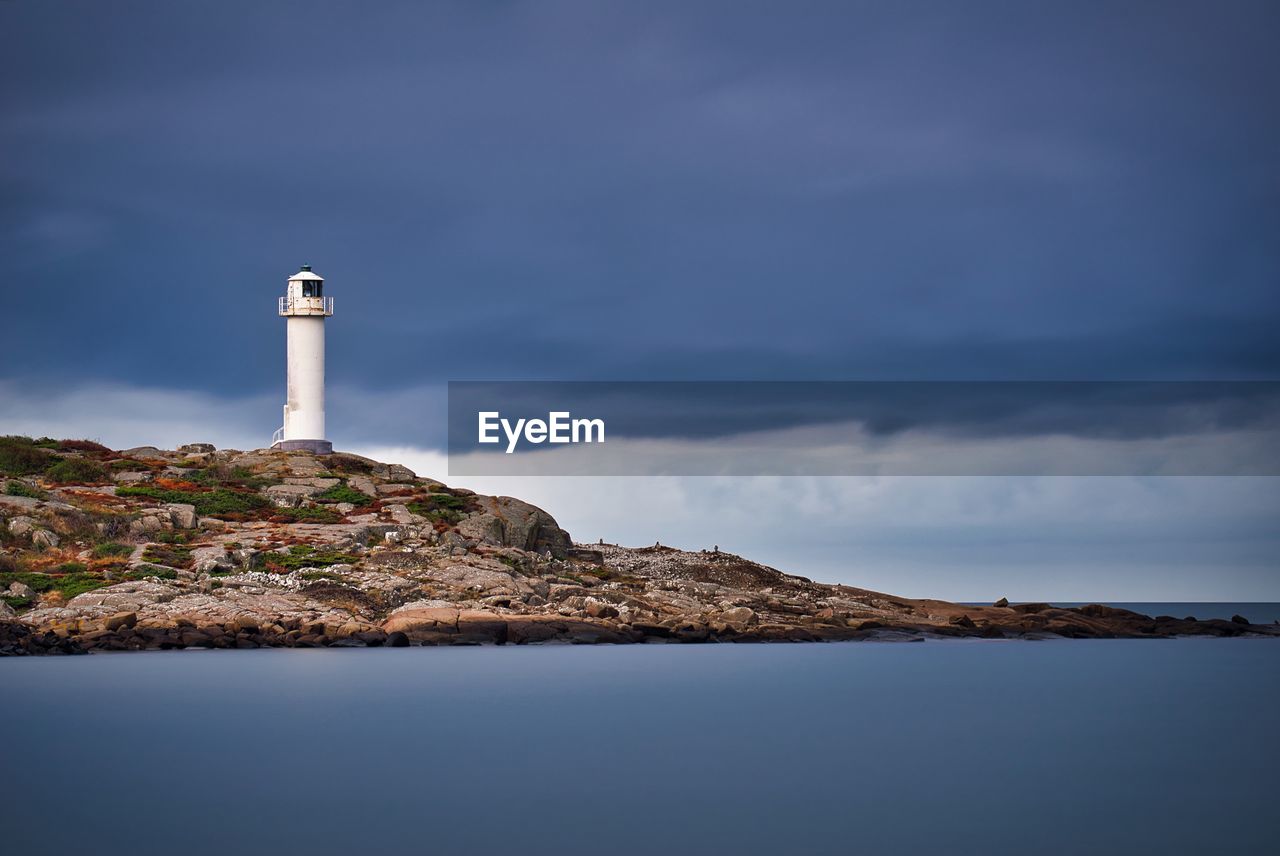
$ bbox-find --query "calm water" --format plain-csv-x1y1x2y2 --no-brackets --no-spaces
3,629,1278,855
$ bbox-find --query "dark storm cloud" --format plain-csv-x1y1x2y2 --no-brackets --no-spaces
2,0,1279,414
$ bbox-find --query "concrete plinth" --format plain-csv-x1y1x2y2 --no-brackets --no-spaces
272,439,333,455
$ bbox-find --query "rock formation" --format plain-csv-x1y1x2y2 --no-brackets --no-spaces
1,436,1275,654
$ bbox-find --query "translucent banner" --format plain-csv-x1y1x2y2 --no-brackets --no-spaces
446,381,1280,476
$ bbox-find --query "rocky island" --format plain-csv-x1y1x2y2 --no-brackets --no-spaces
1,436,1275,655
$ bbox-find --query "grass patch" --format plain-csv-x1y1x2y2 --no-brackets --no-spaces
92,542,134,558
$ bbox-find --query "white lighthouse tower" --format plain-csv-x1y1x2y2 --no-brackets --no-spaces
272,265,334,454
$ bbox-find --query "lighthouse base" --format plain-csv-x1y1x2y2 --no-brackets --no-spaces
272,439,333,455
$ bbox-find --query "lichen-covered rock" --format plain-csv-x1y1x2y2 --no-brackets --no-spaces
458,495,572,557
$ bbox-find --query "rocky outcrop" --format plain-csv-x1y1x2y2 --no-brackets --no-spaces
2,439,1278,654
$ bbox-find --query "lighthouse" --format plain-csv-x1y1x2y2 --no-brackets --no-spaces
272,265,334,454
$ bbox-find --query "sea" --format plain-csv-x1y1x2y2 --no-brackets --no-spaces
3,603,1278,856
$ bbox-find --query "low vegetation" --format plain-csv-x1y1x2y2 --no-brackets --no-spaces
408,492,472,524
4,480,46,499
116,485,273,519
264,544,358,572
314,481,373,506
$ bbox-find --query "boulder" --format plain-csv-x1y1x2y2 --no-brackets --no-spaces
383,504,418,525
7,582,36,600
718,606,757,630
165,503,198,529
104,611,138,631
383,605,459,637
457,496,572,557
993,597,1010,608
178,443,216,454
31,529,60,549
7,516,38,538
191,546,235,574
1231,614,1249,625
264,484,319,507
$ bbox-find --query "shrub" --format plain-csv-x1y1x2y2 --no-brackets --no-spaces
56,439,111,453
92,542,134,558
4,480,45,499
314,482,373,506
0,436,56,476
45,457,110,484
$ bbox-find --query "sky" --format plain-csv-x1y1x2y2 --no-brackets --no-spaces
2,1,1278,599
